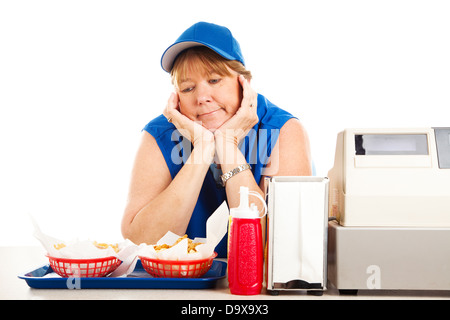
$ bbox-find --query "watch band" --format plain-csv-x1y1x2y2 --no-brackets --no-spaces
220,164,252,186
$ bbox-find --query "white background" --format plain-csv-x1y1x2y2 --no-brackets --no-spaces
1,0,449,245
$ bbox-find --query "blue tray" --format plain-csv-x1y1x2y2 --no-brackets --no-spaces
18,259,227,289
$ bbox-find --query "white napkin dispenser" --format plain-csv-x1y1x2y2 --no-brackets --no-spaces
265,176,329,295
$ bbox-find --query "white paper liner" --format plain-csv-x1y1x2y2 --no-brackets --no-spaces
137,201,229,262
29,214,137,277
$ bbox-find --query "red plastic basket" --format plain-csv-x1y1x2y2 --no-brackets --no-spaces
139,253,217,278
47,255,121,278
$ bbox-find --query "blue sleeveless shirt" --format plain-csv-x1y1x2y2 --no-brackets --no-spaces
143,94,295,257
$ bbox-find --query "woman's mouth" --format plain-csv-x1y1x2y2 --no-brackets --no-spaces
198,109,221,119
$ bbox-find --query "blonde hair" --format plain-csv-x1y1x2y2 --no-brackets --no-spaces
171,46,252,89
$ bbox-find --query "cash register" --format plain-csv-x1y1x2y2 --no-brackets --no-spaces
327,127,450,292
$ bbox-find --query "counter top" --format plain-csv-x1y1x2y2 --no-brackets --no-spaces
2,246,450,300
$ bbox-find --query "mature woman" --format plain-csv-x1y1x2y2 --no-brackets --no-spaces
121,22,311,257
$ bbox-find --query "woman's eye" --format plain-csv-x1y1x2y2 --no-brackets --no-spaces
181,87,194,93
209,78,221,84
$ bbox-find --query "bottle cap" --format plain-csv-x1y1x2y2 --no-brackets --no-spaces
230,186,267,218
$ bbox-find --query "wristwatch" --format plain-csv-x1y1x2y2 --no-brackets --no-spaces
220,164,252,187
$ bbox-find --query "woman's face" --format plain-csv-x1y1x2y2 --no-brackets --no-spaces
176,64,243,132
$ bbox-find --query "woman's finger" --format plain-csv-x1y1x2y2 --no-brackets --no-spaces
239,75,257,109
163,92,178,120
165,92,187,128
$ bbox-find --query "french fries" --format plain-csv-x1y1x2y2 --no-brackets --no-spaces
53,241,119,253
153,234,202,254
53,243,66,250
93,241,119,253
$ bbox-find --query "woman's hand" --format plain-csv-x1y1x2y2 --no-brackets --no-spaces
163,92,215,164
213,75,258,166
163,92,214,146
214,75,259,145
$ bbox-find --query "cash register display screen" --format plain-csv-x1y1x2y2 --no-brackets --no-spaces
355,134,428,155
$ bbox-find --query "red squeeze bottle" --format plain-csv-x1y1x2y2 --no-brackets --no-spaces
228,186,267,295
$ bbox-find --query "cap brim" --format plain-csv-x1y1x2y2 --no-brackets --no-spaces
161,40,236,73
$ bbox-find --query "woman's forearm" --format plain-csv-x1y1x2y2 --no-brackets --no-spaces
124,142,214,245
214,134,264,210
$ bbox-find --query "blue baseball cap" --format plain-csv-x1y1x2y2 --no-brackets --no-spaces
161,22,245,73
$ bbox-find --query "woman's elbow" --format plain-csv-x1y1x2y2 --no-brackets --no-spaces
121,221,144,245
121,211,139,243
121,217,132,241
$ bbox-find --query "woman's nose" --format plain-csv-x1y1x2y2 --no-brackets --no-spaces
195,83,212,105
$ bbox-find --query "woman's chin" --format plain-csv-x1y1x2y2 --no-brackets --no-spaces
198,112,232,133
202,121,224,133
